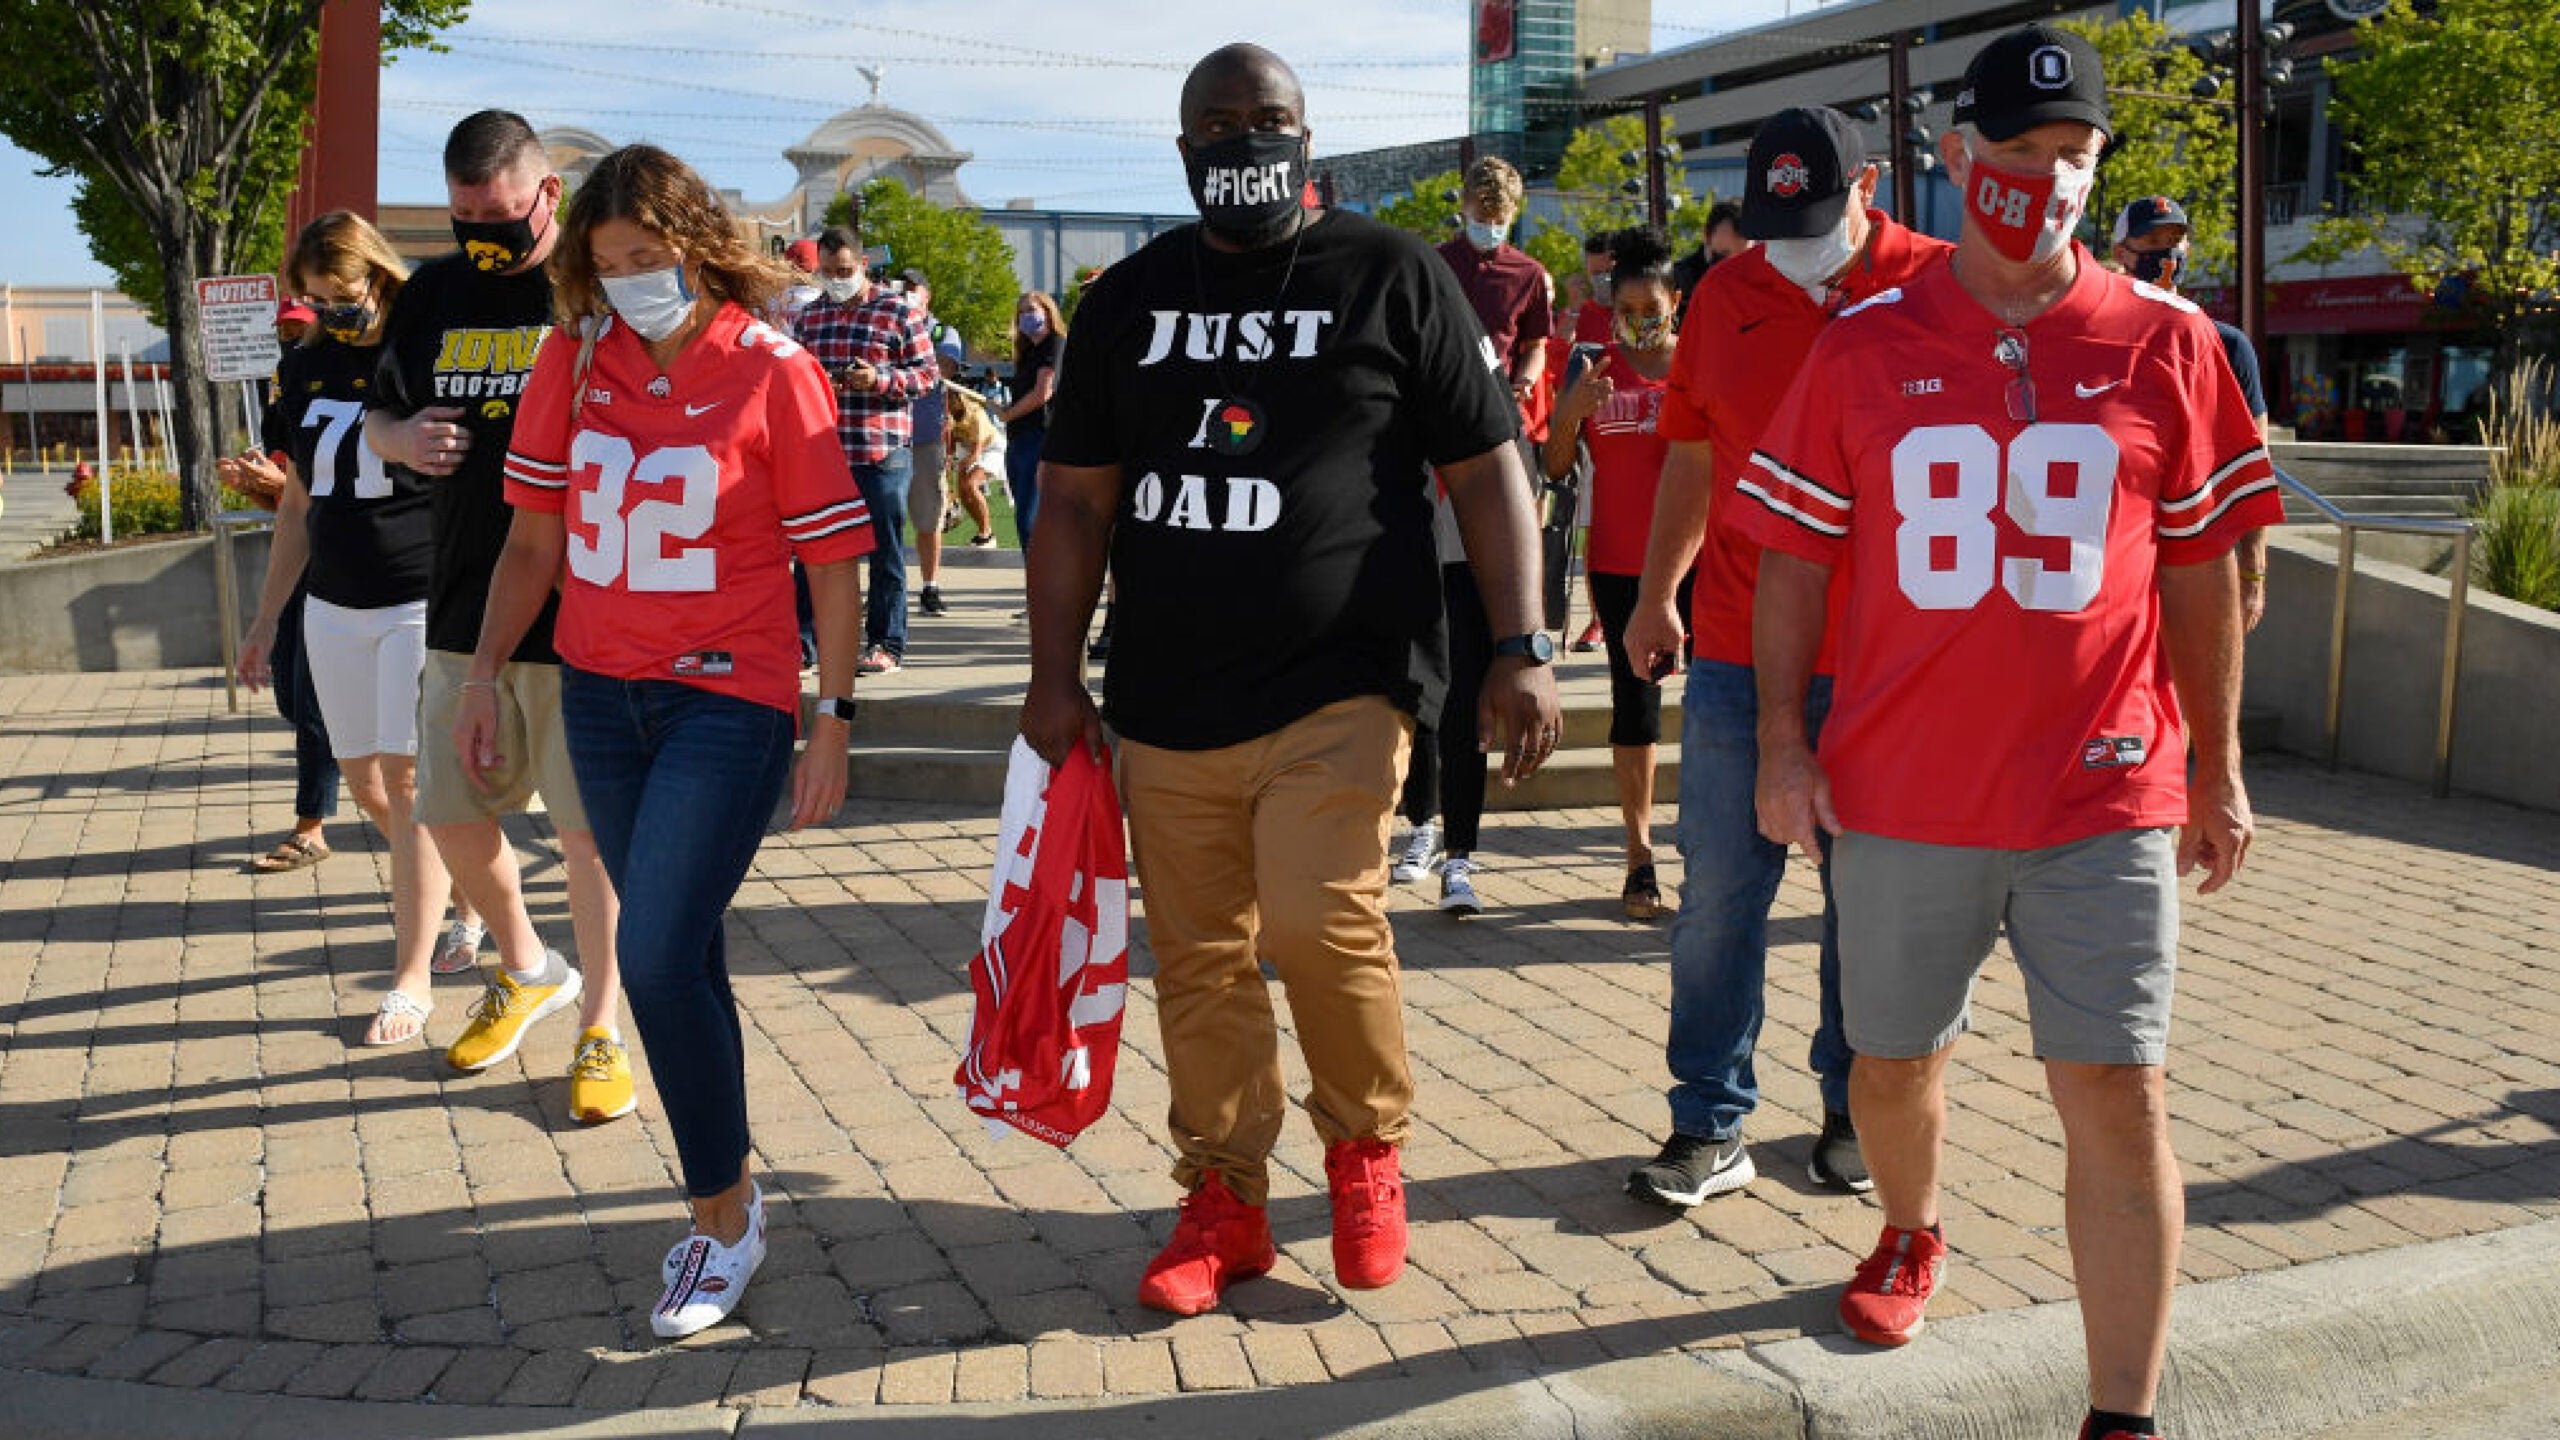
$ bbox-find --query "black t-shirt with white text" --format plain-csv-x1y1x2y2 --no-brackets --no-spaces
1044,210,1516,749
371,253,558,660
265,338,433,610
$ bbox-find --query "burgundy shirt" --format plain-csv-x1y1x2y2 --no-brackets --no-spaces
1437,237,1552,438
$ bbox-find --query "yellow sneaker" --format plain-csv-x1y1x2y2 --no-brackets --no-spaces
446,953,581,1073
568,1027,636,1124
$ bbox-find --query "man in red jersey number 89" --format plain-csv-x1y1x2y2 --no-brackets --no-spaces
458,145,873,1342
1735,27,2282,1440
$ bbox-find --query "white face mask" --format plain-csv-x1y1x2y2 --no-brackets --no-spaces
1762,207,1860,302
599,265,695,342
821,275,864,304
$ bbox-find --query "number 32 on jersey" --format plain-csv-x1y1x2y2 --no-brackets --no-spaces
565,432,721,592
1891,422,2118,613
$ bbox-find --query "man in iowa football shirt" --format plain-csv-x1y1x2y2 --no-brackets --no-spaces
1736,28,2282,1440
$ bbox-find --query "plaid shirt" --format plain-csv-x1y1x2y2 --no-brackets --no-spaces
792,285,937,464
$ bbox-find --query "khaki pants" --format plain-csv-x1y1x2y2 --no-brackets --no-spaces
1118,695,1415,1206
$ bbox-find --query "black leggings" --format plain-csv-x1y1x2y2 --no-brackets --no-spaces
1590,569,1693,748
1402,562,1493,853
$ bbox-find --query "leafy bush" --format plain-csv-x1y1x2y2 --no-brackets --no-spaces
60,467,256,544
2469,360,2560,612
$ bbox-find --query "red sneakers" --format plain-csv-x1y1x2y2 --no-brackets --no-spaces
1325,1138,1408,1289
1839,1224,1945,1346
1136,1174,1275,1316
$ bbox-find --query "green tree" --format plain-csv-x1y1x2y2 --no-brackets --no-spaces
1372,168,1464,245
2061,12,2238,279
824,178,1021,357
1547,115,1699,269
2299,0,2560,369
0,1,469,527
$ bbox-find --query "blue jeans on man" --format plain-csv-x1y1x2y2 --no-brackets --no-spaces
855,447,913,661
558,667,795,1198
1665,658,1851,1141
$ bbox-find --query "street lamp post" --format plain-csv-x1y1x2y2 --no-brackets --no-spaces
1888,32,1917,220
1642,95,1669,230
2235,0,2267,355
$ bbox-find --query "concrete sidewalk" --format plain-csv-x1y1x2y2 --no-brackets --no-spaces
0,641,2556,1435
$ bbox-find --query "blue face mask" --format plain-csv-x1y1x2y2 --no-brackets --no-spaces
600,264,696,342
1464,218,1510,252
1018,312,1047,339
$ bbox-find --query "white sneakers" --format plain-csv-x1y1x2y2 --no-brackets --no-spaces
653,1183,767,1339
1439,855,1481,915
1391,820,1443,883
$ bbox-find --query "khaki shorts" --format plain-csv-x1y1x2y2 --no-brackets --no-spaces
414,649,589,831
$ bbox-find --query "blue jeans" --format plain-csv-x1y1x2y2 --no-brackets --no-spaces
272,581,340,821
855,448,913,659
558,668,794,1198
1005,425,1044,548
1666,658,1850,1140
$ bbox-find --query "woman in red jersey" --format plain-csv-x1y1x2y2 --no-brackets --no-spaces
456,145,873,1340
1541,227,1690,920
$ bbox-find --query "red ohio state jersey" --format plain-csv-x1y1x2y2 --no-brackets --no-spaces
1736,249,2282,850
503,304,873,716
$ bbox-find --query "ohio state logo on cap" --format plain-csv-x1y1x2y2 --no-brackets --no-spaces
2028,44,2073,89
1767,154,1811,198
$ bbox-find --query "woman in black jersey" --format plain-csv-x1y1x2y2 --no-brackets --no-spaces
234,213,456,1047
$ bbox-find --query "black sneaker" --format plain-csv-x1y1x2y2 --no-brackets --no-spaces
1809,1110,1873,1194
1625,1133,1754,1210
918,585,947,616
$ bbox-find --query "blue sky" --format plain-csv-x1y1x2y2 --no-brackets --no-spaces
0,0,1804,287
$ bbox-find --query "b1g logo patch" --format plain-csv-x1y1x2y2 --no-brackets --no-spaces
2081,735,2148,770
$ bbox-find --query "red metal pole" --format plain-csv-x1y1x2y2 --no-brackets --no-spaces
288,0,383,237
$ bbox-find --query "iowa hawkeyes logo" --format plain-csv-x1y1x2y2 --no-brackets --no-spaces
464,240,516,271
480,399,513,420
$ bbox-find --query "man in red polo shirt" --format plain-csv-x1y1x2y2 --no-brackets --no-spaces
1620,107,1950,1211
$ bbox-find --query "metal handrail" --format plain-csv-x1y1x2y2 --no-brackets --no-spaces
2272,465,2472,797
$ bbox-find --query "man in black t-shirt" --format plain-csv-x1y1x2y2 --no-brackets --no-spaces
365,110,626,1116
1020,43,1563,1319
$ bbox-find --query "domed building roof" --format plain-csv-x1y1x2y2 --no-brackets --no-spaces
779,100,975,230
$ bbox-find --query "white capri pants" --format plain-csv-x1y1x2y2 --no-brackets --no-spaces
300,595,428,760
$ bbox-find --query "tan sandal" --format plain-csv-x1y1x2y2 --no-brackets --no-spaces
252,835,331,873
362,990,433,1047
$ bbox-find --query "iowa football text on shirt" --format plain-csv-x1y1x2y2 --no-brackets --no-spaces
371,254,559,661
1042,211,1518,750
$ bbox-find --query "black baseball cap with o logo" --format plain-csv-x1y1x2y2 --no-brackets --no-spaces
1951,24,2113,142
1740,106,1868,240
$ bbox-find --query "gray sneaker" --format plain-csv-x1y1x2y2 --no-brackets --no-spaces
1439,854,1480,915
1809,1110,1873,1194
1391,820,1442,883
1626,1132,1755,1210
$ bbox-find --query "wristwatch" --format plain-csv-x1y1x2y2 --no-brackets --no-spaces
815,695,858,723
1491,632,1556,665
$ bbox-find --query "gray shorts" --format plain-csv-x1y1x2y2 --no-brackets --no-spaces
1833,827,2179,1066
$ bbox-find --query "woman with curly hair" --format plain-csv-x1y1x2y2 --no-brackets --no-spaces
456,144,873,1338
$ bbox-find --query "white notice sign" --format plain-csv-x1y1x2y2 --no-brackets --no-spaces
197,274,282,383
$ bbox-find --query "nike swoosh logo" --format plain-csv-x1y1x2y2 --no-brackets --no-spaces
2074,380,2121,398
685,401,722,416
1736,319,1770,334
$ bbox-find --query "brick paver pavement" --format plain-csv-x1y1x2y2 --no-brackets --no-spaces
2,665,2557,1413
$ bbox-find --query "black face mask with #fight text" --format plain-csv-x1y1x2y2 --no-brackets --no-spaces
1183,131,1309,249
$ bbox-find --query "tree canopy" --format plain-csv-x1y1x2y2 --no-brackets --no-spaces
825,178,1022,358
2301,0,2560,365
2062,12,2238,279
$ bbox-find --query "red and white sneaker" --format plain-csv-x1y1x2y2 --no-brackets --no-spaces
1839,1223,1944,1346
652,1184,767,1339
1325,1138,1407,1289
1136,1174,1275,1316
